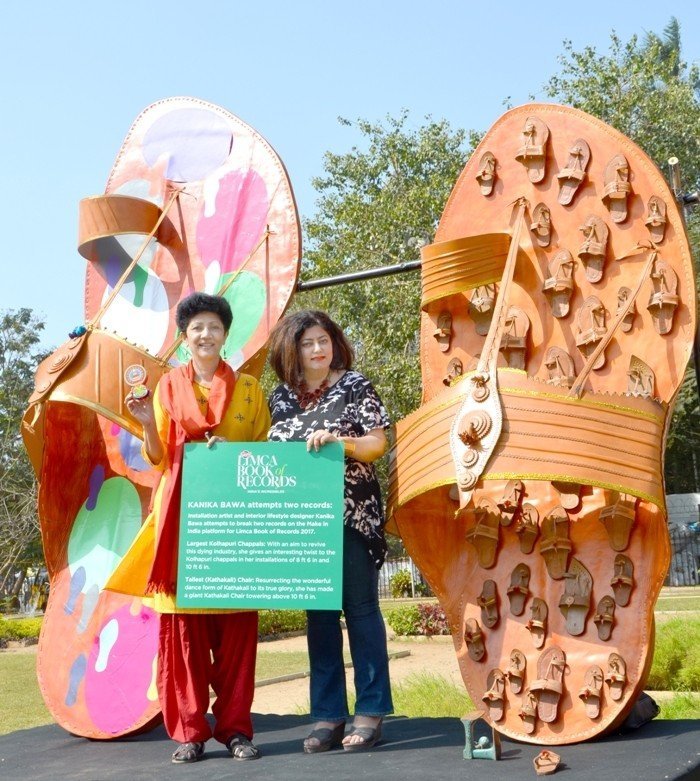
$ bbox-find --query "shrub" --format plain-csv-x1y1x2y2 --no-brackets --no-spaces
386,603,451,636
648,617,700,691
257,610,306,638
386,604,420,635
0,617,43,641
389,569,412,598
416,603,450,636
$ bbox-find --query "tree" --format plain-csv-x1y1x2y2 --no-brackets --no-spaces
300,114,474,556
301,111,474,422
542,21,700,492
0,309,47,609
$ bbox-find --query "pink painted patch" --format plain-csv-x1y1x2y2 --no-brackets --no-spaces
110,423,120,436
84,604,159,735
196,169,269,274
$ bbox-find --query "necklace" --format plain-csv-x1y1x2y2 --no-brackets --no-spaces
297,371,332,409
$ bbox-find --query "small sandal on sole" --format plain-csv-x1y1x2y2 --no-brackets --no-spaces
343,720,383,752
227,733,261,761
303,722,346,754
171,741,204,764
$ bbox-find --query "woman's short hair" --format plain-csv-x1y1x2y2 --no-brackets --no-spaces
268,310,354,387
176,293,233,333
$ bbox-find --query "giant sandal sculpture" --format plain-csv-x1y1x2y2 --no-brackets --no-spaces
21,98,301,738
387,103,696,744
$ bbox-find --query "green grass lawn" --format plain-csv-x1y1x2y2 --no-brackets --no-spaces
0,654,52,734
655,597,700,612
0,648,324,736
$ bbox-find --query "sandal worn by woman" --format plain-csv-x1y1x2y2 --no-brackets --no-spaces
343,719,383,752
171,741,204,764
227,733,261,760
303,721,346,753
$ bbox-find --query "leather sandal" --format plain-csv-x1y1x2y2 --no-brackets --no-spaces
303,721,345,754
551,480,581,511
531,645,566,724
515,116,549,183
627,355,655,398
599,493,637,551
543,250,575,319
539,506,572,580
171,741,204,764
518,689,538,735
481,668,506,722
558,558,592,636
527,597,548,649
534,749,561,776
602,153,632,223
611,554,634,606
530,202,552,247
575,295,607,371
578,665,604,719
647,256,679,335
617,287,637,333
499,306,530,370
468,284,497,336
578,215,609,283
343,720,382,752
645,195,667,243
227,733,261,760
475,151,497,196
506,563,530,616
557,138,590,205
515,503,539,554
593,595,616,641
464,618,486,662
465,499,501,569
497,479,524,525
506,649,526,695
477,579,499,628
605,653,627,701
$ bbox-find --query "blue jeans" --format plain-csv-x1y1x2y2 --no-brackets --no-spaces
306,526,394,721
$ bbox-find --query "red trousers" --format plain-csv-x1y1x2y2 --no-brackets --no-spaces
157,612,258,744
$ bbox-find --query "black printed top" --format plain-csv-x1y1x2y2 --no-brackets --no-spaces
268,370,391,568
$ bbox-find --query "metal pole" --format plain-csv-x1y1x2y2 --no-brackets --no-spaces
296,260,421,292
668,157,700,417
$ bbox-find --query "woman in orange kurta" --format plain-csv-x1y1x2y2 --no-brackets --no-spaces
121,292,270,764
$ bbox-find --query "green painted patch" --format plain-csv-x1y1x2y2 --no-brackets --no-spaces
67,477,142,588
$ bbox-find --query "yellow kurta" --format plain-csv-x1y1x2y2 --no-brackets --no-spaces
105,372,270,613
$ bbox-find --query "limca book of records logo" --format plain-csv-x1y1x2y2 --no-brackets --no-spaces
236,450,298,492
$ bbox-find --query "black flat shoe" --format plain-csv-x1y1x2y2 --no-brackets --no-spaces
303,722,346,754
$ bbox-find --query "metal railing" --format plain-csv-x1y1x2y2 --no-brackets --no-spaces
667,526,700,586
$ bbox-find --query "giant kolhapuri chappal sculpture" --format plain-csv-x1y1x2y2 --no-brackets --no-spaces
386,103,697,745
21,98,301,738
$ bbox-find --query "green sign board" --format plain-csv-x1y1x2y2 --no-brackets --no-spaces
177,441,344,610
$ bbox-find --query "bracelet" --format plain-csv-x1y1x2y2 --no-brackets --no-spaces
344,439,357,457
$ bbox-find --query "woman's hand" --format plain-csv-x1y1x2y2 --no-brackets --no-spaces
125,393,155,426
305,428,388,462
205,433,227,449
306,430,340,453
125,392,163,465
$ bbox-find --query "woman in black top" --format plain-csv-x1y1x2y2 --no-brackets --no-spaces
268,310,393,753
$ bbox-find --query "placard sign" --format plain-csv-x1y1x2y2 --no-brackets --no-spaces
176,441,344,610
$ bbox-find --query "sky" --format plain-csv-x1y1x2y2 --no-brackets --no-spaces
2,0,698,349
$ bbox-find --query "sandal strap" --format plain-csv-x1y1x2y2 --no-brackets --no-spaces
171,741,204,763
227,733,261,760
